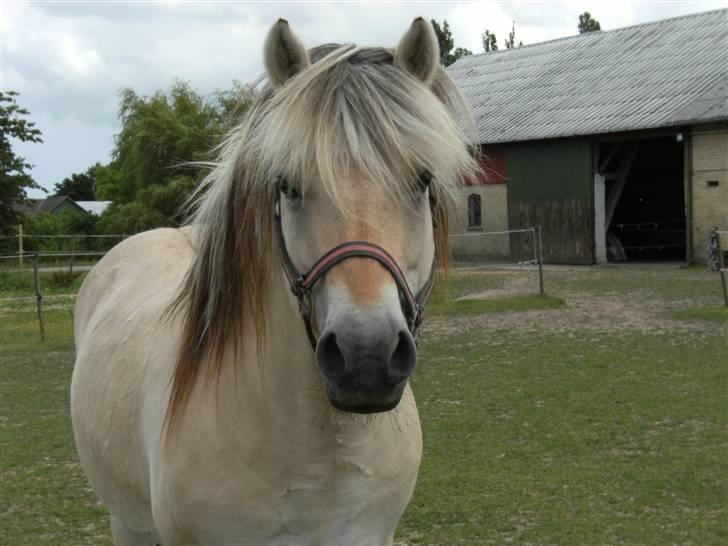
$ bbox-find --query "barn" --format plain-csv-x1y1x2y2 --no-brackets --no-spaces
448,9,728,264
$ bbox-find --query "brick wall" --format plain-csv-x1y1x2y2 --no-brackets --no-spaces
691,131,728,262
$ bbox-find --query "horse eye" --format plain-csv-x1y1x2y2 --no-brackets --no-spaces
416,170,433,193
279,177,301,200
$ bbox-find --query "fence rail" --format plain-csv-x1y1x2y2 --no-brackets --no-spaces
0,234,126,239
0,232,127,265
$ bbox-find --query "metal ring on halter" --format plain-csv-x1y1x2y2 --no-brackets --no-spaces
274,192,436,350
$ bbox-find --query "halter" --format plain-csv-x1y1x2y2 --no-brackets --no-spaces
274,193,436,350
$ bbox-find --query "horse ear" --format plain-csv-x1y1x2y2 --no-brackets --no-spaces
264,19,310,88
394,17,440,85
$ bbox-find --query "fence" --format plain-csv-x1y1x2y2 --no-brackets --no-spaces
0,254,48,340
0,235,125,341
4,228,548,341
450,226,544,295
0,233,125,270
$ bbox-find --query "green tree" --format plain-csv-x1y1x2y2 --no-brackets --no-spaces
95,80,254,230
578,12,602,33
21,211,98,252
482,30,498,52
53,163,100,201
431,19,473,66
504,21,523,49
0,91,43,234
96,202,168,235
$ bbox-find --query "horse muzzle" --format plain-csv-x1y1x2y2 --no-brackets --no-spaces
316,320,417,413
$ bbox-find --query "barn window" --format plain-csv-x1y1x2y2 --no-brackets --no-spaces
467,194,482,229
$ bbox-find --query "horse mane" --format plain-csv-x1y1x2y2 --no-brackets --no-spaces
164,44,479,434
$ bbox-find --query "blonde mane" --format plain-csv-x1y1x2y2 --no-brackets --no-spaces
165,44,479,432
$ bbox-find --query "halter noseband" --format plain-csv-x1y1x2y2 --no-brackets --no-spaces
274,194,436,350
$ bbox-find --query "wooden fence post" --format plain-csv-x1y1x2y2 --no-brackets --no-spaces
18,224,24,269
33,254,45,341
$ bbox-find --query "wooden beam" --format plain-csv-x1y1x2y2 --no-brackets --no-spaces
605,142,640,230
598,142,622,174
593,126,687,143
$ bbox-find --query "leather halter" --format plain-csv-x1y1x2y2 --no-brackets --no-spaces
274,194,436,350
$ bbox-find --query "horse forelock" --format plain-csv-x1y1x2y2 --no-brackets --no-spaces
164,43,478,436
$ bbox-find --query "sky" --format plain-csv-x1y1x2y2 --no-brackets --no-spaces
2,0,726,198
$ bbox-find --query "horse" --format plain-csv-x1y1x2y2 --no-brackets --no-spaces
71,17,478,545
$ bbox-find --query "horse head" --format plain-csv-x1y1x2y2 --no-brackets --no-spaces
167,18,478,429
263,18,473,412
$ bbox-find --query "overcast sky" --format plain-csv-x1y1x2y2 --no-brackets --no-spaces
2,0,725,198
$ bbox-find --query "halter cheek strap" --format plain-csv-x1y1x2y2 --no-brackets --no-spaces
274,196,436,350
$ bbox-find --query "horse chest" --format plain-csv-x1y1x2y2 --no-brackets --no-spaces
162,430,419,545
272,463,401,545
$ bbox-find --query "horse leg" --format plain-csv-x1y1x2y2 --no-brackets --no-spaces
110,516,161,546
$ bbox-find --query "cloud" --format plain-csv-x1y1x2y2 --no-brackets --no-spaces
2,0,723,196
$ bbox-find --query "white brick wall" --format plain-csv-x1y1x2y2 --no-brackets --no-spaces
691,132,728,262
448,185,510,260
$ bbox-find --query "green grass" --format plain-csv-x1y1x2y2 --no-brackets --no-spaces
401,333,727,545
0,309,76,353
550,265,722,303
1,265,726,545
0,269,88,298
674,306,728,322
0,352,112,545
437,271,510,298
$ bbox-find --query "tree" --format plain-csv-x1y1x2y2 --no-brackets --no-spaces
578,12,601,33
21,211,99,252
95,80,254,228
504,21,523,49
96,202,168,235
0,91,43,234
431,19,473,67
482,30,498,52
53,163,100,201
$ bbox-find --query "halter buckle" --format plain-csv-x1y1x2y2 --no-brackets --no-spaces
292,275,306,297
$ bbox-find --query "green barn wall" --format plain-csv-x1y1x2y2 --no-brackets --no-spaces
506,139,594,264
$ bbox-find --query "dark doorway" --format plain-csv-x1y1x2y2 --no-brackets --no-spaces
601,137,686,261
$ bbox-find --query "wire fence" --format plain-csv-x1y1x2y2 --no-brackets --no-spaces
0,241,122,341
4,226,549,341
0,254,48,340
0,233,126,267
450,226,544,295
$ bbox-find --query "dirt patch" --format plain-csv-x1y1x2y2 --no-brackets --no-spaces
425,266,723,341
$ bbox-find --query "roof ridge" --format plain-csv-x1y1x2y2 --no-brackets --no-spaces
455,8,727,63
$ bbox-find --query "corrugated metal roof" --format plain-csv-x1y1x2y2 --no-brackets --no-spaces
448,9,728,144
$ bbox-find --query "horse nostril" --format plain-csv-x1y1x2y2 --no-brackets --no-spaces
388,330,416,383
316,331,347,382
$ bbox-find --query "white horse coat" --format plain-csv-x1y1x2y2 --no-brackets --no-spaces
73,227,421,545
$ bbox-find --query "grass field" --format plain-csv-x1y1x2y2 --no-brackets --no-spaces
1,264,726,545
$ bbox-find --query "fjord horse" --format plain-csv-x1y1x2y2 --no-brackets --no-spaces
72,18,478,545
